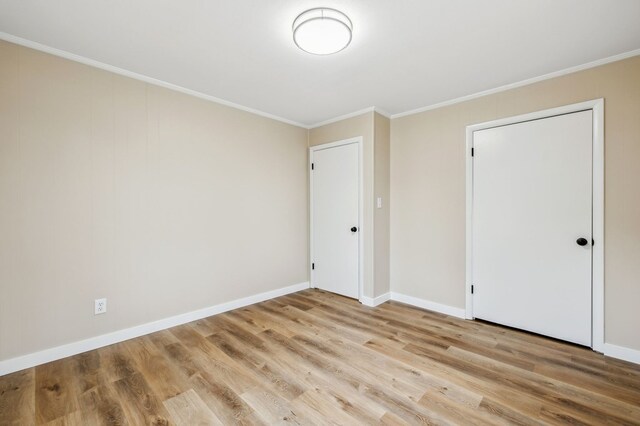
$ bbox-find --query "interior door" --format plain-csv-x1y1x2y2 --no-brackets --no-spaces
312,142,359,299
472,110,593,346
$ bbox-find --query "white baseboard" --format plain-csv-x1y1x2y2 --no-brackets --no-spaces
0,281,310,376
360,292,391,307
603,343,640,365
4,282,637,374
389,292,466,319
389,293,639,365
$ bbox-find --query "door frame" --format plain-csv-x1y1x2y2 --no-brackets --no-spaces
309,137,364,302
465,99,604,352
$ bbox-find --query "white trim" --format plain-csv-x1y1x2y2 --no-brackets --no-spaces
0,32,308,129
603,343,640,365
307,46,640,126
309,137,364,302
361,292,391,307
0,281,309,376
591,101,605,353
465,99,605,352
4,32,637,130
373,107,392,119
390,292,466,319
392,49,640,120
309,107,376,129
465,126,474,320
308,106,390,129
387,292,640,365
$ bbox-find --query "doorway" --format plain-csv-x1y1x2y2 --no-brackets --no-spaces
310,137,363,300
466,100,604,350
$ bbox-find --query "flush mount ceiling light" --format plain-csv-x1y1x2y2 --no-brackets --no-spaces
293,8,353,55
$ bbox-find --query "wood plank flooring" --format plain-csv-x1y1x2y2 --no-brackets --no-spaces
1,289,639,425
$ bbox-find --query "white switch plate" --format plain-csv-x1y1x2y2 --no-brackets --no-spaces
95,298,107,315
376,197,382,209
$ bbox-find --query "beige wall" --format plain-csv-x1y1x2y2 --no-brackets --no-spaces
391,55,640,351
374,113,391,297
2,36,638,363
0,41,309,361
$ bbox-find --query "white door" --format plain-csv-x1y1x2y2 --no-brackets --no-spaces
472,111,593,346
311,142,360,299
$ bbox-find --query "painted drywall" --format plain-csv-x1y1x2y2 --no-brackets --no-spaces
373,113,391,297
308,112,375,298
0,40,308,362
390,55,640,351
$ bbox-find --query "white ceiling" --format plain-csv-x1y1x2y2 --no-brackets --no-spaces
1,0,639,127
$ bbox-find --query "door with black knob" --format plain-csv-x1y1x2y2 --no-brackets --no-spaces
472,110,593,346
311,140,360,299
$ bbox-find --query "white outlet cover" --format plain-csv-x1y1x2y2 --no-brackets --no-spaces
94,298,107,315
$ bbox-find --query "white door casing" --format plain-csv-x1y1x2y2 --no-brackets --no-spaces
310,138,363,300
465,99,604,351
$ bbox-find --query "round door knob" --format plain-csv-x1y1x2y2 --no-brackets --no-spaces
576,238,588,246
351,227,358,233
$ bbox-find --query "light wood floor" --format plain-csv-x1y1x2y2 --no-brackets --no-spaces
1,289,639,425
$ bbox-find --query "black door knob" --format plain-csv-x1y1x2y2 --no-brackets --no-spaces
576,238,588,246
351,227,358,233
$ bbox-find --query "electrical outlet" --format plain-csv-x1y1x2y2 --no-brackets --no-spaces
95,298,107,315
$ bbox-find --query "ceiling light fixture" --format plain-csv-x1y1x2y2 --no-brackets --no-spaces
293,8,353,55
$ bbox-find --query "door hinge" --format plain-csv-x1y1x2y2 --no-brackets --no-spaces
471,147,474,157
312,263,315,270
311,163,315,170
471,284,474,294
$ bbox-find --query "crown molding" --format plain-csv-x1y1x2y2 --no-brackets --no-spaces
0,32,309,129
308,107,376,129
2,32,638,128
391,48,640,119
308,106,391,129
373,107,391,119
